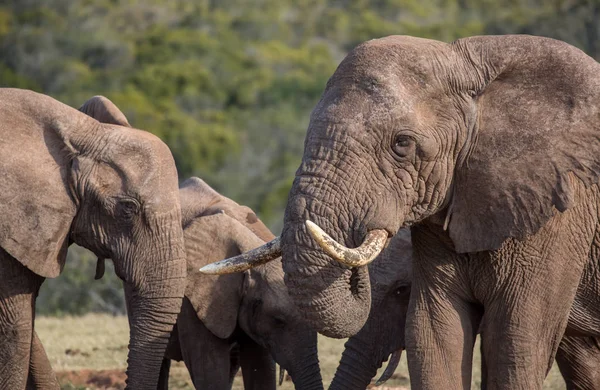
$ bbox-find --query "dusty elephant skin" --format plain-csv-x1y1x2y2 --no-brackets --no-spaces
331,229,600,390
154,177,323,390
79,98,322,390
278,35,600,389
0,89,187,389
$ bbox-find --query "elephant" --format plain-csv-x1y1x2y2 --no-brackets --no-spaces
200,35,600,389
330,229,600,390
0,88,187,389
80,96,322,390
157,177,323,390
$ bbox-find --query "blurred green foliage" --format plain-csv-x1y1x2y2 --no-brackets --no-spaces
0,0,597,315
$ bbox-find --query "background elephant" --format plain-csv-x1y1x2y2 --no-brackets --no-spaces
157,177,322,390
81,96,322,389
330,229,600,390
203,35,600,389
0,89,187,389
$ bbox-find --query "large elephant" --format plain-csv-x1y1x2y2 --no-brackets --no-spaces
0,88,186,389
81,96,322,390
157,177,322,390
201,35,600,389
330,230,600,390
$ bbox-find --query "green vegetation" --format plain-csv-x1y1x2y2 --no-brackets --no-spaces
36,314,568,389
1,0,598,313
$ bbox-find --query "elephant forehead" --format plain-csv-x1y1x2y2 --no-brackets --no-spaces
314,43,444,129
331,36,446,93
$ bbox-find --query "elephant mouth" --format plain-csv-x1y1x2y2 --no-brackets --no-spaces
376,348,403,386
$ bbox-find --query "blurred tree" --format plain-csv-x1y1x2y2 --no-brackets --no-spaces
0,0,595,314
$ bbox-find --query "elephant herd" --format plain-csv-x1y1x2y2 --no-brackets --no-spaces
1,33,600,390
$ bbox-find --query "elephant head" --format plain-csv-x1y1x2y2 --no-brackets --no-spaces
180,177,323,389
0,90,187,387
200,35,600,337
330,229,412,390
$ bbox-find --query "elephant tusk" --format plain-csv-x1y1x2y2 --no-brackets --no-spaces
278,365,286,386
95,257,106,280
304,220,388,267
375,349,403,386
199,237,282,274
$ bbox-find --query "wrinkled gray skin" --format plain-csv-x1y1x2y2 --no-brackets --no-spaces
281,35,600,389
331,230,600,390
155,177,322,390
80,97,321,390
0,89,186,390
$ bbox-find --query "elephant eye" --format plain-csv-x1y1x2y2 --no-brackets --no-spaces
273,316,287,328
395,285,411,297
116,197,140,219
392,135,414,158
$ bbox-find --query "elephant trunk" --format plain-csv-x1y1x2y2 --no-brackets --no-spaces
282,183,372,338
329,335,384,390
286,342,323,390
282,218,371,338
124,256,186,388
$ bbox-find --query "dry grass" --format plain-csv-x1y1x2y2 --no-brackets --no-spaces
36,314,566,389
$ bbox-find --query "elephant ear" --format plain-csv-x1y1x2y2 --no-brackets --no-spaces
0,89,80,278
447,35,600,253
78,96,131,127
184,212,266,339
223,205,276,243
179,177,221,228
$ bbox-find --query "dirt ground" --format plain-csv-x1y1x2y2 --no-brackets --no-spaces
56,369,127,390
55,368,409,390
36,314,565,389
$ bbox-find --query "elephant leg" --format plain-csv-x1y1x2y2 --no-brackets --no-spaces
556,336,600,390
239,334,276,390
177,298,232,389
0,250,44,389
26,331,59,390
406,291,480,389
480,258,586,389
406,228,482,390
481,284,579,390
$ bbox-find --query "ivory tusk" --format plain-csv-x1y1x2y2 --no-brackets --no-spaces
199,237,281,274
305,220,388,267
95,257,106,280
375,349,403,386
279,365,286,386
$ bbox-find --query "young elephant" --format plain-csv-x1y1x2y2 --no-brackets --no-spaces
78,96,322,389
156,177,323,390
330,230,600,390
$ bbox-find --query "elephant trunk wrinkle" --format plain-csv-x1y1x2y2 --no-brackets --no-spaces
124,251,186,389
330,336,386,390
286,349,323,390
282,206,371,337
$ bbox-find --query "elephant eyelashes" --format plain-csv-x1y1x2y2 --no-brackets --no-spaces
116,198,141,219
392,135,415,159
